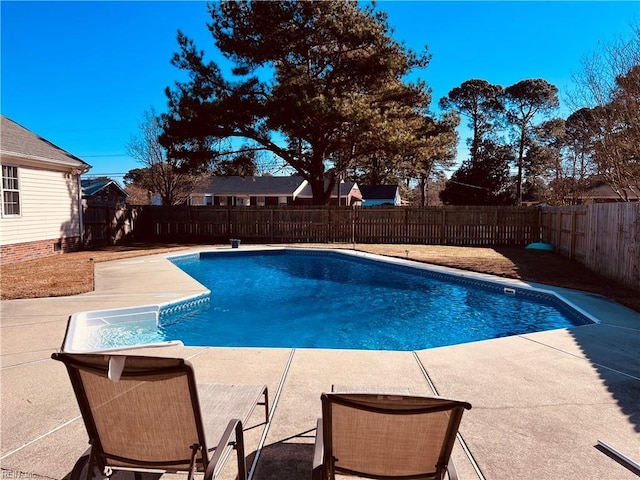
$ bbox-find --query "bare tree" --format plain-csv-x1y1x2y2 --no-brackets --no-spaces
569,23,640,108
568,24,640,201
126,107,195,205
594,66,640,200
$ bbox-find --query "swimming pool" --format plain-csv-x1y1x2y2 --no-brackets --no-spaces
148,249,591,351
63,248,594,352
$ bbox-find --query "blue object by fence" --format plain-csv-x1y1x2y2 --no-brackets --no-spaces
525,242,554,251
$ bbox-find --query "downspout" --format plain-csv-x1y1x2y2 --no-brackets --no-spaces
77,173,84,249
76,165,90,248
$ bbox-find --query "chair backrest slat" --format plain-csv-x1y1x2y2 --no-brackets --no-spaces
53,353,207,471
321,393,471,480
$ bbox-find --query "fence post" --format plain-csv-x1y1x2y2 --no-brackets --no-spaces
556,208,562,253
328,209,333,243
404,208,409,244
351,206,355,245
107,207,114,246
270,208,274,243
538,208,543,242
569,208,577,259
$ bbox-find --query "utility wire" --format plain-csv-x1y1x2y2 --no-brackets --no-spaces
448,180,492,191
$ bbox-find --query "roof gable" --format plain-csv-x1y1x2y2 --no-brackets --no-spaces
297,179,361,199
1,115,90,170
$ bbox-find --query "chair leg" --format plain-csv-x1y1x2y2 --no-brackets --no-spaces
261,387,270,424
235,421,247,480
446,459,459,480
312,419,325,480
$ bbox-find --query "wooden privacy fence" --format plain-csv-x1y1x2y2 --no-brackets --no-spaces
541,203,640,290
132,205,542,246
84,203,639,290
83,205,137,247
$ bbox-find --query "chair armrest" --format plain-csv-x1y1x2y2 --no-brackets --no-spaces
312,418,324,480
205,419,246,480
446,458,459,480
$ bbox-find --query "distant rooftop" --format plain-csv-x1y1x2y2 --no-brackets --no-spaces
81,177,127,197
197,175,305,195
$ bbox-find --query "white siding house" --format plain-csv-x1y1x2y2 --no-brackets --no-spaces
1,116,91,263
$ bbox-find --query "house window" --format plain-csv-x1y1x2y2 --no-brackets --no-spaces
278,196,288,205
2,165,20,216
257,196,265,207
218,196,227,206
236,196,250,207
205,195,213,206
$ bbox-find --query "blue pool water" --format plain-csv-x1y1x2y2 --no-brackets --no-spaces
158,250,589,351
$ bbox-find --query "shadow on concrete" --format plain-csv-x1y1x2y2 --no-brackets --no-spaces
568,325,640,433
495,248,640,435
62,464,162,480
493,247,640,314
251,429,316,480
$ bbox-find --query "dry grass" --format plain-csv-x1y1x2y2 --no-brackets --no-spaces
350,244,640,313
1,244,190,300
2,243,639,313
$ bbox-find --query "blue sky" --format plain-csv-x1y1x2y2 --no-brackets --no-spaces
2,1,638,184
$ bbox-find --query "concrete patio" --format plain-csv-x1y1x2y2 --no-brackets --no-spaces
1,247,639,479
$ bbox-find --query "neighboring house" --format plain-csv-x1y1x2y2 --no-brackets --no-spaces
0,115,91,264
189,175,307,206
359,185,401,206
189,175,362,206
188,175,362,207
81,177,128,207
574,179,639,204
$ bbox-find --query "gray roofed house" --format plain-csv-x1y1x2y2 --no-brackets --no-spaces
1,115,91,263
575,179,639,204
359,185,401,206
81,177,128,207
189,175,363,206
189,175,308,206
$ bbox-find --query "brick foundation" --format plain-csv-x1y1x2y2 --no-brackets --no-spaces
0,237,82,265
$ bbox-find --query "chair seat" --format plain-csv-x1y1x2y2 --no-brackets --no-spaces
199,383,268,477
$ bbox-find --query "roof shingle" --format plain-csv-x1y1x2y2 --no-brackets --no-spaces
1,115,90,170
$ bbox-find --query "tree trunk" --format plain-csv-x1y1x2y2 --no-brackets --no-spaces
309,149,332,205
516,128,526,206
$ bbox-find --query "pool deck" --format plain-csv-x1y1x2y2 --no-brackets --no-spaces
1,246,639,480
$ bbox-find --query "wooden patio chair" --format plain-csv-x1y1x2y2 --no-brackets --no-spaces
312,392,471,480
52,353,268,480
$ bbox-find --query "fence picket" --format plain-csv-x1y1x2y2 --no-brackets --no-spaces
541,203,639,290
